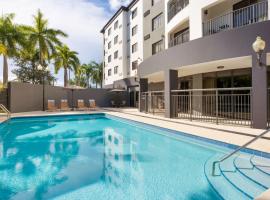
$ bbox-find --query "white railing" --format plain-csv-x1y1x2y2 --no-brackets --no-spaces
168,0,189,22
169,29,189,47
0,104,11,120
203,1,268,36
171,87,252,126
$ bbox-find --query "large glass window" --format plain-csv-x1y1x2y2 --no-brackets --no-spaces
132,43,138,53
132,8,137,19
132,25,138,36
152,40,163,55
152,13,162,31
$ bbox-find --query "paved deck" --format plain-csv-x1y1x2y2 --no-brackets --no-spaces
0,108,270,153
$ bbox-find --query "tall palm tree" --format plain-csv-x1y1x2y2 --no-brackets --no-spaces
90,61,103,88
81,63,94,88
54,45,80,87
22,9,67,65
0,13,24,85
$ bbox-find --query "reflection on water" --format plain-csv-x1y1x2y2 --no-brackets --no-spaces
0,117,143,200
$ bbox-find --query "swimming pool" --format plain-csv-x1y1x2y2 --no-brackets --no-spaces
0,114,268,200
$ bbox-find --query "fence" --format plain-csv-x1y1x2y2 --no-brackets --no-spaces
0,88,8,108
141,91,165,116
203,1,268,36
171,88,252,126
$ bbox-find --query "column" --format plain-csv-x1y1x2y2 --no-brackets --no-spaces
164,69,178,118
192,74,203,115
252,53,267,129
139,78,148,112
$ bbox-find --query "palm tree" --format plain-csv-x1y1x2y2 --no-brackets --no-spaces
0,13,24,86
81,63,93,88
22,9,67,65
90,61,103,88
54,45,80,87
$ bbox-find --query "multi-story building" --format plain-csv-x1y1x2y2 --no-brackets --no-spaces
101,0,165,107
138,0,270,129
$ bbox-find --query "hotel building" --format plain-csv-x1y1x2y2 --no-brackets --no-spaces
102,0,270,129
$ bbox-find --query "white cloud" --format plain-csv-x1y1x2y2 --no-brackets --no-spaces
0,0,110,85
108,0,132,10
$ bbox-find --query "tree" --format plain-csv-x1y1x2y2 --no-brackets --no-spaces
54,45,80,87
90,61,103,88
12,47,56,85
81,63,93,88
0,13,25,86
22,9,67,65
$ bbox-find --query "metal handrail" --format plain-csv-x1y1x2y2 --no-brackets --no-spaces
0,104,11,120
212,129,270,176
171,87,251,92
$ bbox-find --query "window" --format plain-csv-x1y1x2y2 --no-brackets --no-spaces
108,28,111,36
114,51,118,59
152,40,163,55
108,55,111,63
132,43,138,53
114,35,118,44
108,41,111,49
114,66,118,74
152,13,162,31
152,0,161,6
108,69,112,76
132,61,138,70
132,8,137,19
132,25,138,36
114,20,118,30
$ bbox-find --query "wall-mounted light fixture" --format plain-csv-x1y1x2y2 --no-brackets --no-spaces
252,36,266,67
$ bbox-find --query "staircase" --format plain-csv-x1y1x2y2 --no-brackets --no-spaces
205,154,270,200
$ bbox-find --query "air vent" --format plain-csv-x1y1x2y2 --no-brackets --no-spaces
144,34,150,40
144,10,150,17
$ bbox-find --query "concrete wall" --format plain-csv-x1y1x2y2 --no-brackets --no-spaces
0,89,8,108
143,0,165,59
8,82,129,113
139,21,270,77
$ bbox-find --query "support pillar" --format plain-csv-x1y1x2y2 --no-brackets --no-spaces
165,69,178,118
252,53,267,129
192,74,203,115
139,78,148,112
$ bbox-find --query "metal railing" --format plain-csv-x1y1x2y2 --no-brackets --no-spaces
171,87,252,126
203,1,268,36
169,29,189,47
212,128,270,176
141,91,165,116
168,0,189,22
0,104,11,120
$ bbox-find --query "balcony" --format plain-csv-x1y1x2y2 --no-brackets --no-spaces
167,0,189,22
169,29,189,47
203,1,268,36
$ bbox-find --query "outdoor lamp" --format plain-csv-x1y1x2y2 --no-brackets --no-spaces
252,36,266,66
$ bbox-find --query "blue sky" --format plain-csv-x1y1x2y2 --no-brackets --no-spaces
0,0,131,86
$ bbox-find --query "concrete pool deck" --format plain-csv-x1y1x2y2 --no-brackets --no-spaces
0,108,270,154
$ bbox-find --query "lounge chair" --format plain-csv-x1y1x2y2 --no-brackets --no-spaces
47,100,58,112
120,100,126,107
77,99,88,111
60,99,72,111
89,99,96,110
111,100,116,107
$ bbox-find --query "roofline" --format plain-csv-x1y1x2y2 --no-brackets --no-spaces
100,0,139,34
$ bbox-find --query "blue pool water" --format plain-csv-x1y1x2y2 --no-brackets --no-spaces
0,114,257,200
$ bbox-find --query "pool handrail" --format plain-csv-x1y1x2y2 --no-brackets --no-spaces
212,129,270,176
0,104,11,120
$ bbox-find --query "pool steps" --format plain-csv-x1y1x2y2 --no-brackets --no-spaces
205,154,270,200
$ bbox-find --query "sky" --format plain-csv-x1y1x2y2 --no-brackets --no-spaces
0,0,132,86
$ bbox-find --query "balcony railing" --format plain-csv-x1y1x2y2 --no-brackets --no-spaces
169,29,189,47
203,1,268,36
171,88,252,126
141,91,164,116
168,0,189,22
